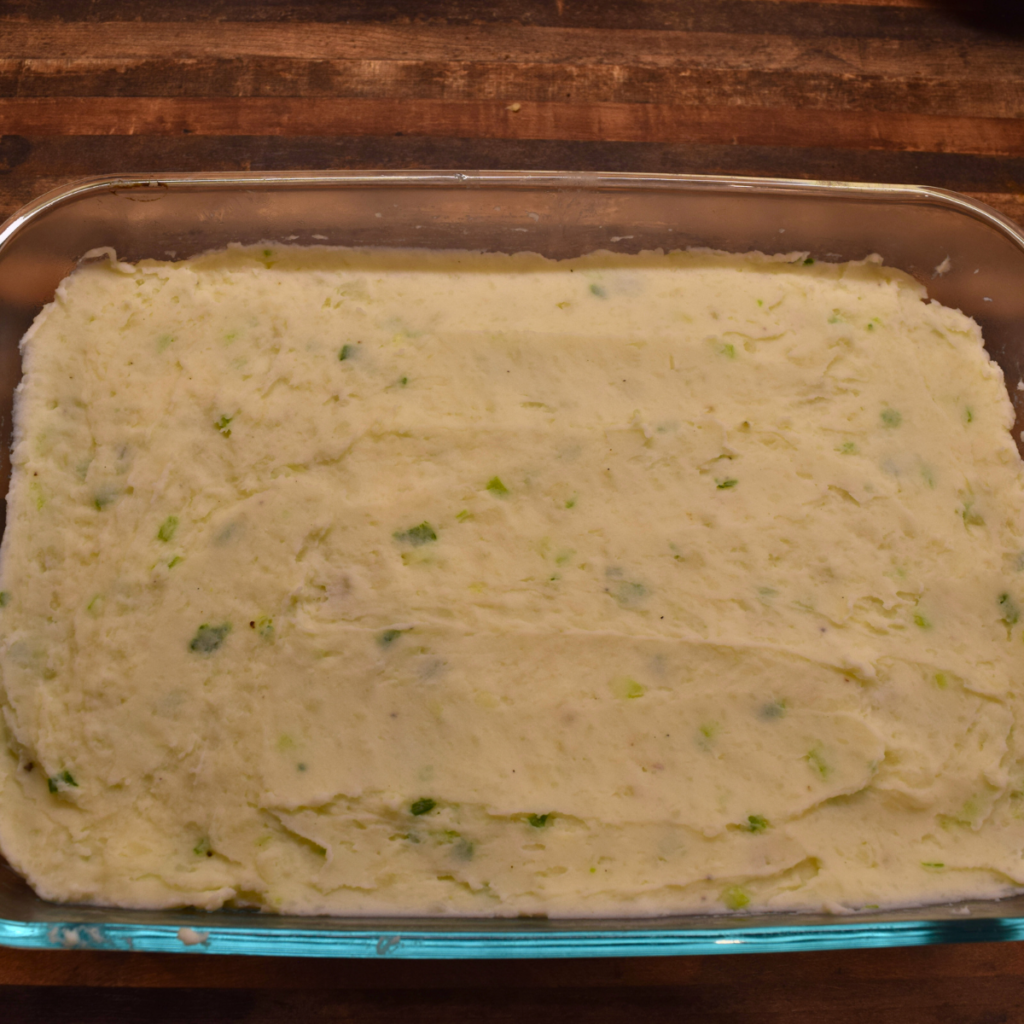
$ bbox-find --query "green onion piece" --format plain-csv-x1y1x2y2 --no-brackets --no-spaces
722,885,751,911
527,813,550,828
486,477,510,496
410,798,436,816
393,522,437,546
189,623,231,654
47,770,77,794
157,515,179,542
805,746,830,779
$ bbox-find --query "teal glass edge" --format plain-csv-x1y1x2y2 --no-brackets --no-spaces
3,915,1024,958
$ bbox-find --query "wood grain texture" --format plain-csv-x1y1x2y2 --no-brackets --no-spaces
2,939,1024,988
2,97,1021,157
0,941,1023,1024
0,944,1023,1023
2,0,1024,1018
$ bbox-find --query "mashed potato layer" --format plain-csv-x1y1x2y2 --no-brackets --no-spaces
1,245,1024,917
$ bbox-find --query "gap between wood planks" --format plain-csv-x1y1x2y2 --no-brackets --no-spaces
2,59,1021,123
1,97,1020,158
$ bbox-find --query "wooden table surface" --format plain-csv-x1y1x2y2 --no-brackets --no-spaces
2,0,1024,1020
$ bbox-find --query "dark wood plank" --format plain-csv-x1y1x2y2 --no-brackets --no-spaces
1,940,1023,988
1,97,1021,158
2,59,1020,123
0,0,996,40
1,967,1024,1024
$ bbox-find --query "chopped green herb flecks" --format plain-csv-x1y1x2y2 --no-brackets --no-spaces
157,333,175,352
961,501,985,527
338,344,355,361
716,342,736,359
93,487,118,510
215,414,233,437
881,408,902,428
528,814,550,828
805,746,831,779
486,476,510,497
965,407,974,424
722,885,751,911
606,579,647,607
194,837,213,857
935,672,950,690
913,613,932,630
744,815,769,833
715,478,738,489
565,494,577,509
804,257,815,265
589,283,607,298
1000,592,1020,626
254,616,273,640
0,592,9,608
394,522,437,546
167,555,183,569
455,509,472,522
828,312,843,324
921,861,945,870
189,623,231,654
411,798,436,816
379,628,405,646
47,770,77,794
157,515,179,542
399,376,408,386
837,441,858,455
757,587,778,605
610,676,645,699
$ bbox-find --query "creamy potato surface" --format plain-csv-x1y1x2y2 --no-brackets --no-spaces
1,245,1023,916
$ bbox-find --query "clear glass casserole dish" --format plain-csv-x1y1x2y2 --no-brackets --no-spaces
1,170,1023,958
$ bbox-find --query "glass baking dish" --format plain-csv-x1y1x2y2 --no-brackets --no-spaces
1,170,1023,959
